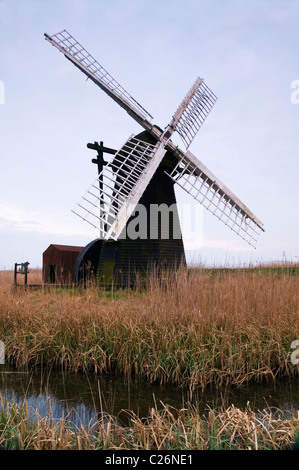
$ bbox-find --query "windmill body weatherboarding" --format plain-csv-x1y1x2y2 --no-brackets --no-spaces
45,30,264,285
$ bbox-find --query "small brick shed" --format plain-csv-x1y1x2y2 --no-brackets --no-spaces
43,244,83,284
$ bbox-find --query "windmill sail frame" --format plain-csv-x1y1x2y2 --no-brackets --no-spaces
171,77,218,149
165,149,264,248
44,30,153,129
72,136,162,240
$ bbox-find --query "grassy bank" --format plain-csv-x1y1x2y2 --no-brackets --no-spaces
0,394,298,450
0,266,298,389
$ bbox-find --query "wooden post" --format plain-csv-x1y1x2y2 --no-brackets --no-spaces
14,263,18,287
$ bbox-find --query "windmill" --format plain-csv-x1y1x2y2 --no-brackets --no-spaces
45,30,264,286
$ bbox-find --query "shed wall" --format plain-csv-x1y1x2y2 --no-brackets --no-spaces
43,245,83,284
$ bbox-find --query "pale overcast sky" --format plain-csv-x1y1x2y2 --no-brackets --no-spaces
0,0,299,269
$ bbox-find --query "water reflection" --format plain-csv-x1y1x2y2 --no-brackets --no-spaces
0,367,298,429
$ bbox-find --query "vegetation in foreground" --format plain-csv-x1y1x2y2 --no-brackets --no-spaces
0,265,299,450
0,394,298,450
0,265,298,389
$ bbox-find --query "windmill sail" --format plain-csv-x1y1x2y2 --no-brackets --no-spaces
44,30,153,129
171,77,218,149
165,149,264,248
72,136,166,240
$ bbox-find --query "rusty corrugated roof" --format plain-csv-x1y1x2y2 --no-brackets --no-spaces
44,244,84,253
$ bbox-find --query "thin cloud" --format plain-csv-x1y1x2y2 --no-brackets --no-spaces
202,239,253,252
0,203,91,237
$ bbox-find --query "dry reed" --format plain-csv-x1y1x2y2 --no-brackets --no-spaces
0,394,298,450
0,266,298,389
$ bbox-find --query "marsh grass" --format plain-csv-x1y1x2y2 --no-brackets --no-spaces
0,393,298,450
0,265,298,389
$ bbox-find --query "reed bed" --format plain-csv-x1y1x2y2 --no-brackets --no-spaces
0,394,298,450
0,266,298,389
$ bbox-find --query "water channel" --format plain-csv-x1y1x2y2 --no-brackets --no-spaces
0,367,298,429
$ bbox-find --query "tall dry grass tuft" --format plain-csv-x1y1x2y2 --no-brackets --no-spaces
0,266,298,388
0,393,298,450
